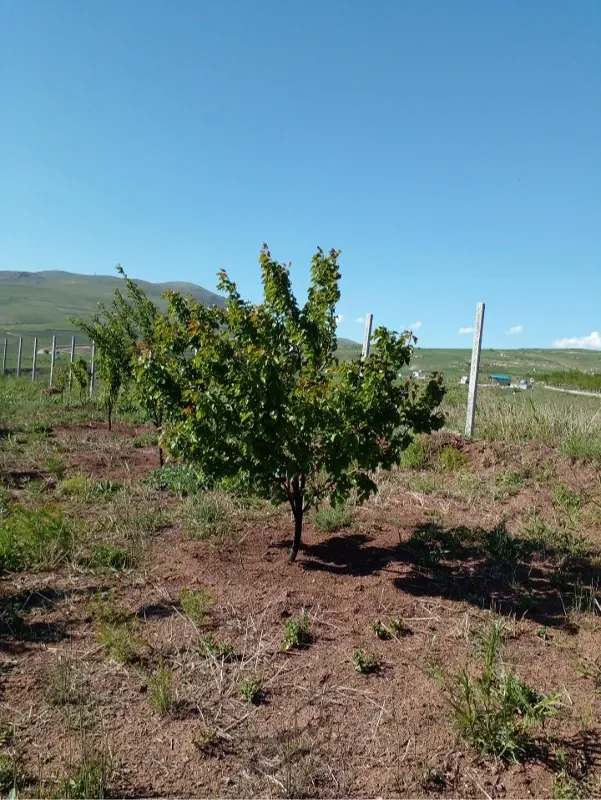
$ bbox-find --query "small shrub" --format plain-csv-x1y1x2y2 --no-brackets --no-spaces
0,752,23,795
401,436,430,470
45,454,67,480
200,634,236,661
70,357,91,404
437,619,561,762
147,464,205,496
94,480,123,497
240,676,263,704
98,623,139,663
352,647,380,674
373,620,390,640
282,611,311,651
0,505,77,572
481,520,529,562
180,588,213,626
133,433,159,448
312,503,354,533
438,446,468,472
147,665,174,716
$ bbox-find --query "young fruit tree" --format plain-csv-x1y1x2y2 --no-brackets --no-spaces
73,266,161,435
137,245,445,561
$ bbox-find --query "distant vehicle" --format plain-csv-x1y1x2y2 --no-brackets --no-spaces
412,370,425,379
460,376,469,385
489,374,511,386
518,379,532,389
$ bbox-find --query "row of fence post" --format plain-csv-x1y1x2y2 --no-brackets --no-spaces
1,335,96,396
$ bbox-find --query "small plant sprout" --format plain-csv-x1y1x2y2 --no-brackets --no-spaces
373,616,409,640
352,648,380,674
147,664,174,716
282,611,311,651
240,676,263,704
200,635,236,661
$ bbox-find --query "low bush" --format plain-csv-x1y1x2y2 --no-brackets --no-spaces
0,505,77,572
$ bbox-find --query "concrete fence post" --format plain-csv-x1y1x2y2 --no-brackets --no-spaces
362,313,374,359
2,339,7,375
465,302,485,438
49,335,57,388
89,342,96,397
16,337,23,377
68,335,75,392
32,338,38,381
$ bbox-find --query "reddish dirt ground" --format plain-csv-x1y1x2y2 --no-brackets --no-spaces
2,423,601,798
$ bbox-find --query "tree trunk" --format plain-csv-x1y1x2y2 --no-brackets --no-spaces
107,400,112,432
288,478,304,562
158,445,164,467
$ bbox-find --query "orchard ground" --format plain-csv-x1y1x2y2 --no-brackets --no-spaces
1,378,601,798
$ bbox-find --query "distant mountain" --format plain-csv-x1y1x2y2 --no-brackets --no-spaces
0,269,225,337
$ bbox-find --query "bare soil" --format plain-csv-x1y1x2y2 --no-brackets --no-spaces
2,421,601,798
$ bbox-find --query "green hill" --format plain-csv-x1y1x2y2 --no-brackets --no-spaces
0,270,225,341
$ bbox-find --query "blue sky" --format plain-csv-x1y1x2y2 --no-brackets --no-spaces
1,0,600,349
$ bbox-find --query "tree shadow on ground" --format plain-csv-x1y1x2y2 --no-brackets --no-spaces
0,586,96,652
299,521,601,629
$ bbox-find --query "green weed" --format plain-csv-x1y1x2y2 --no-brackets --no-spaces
59,473,94,498
438,446,468,472
147,664,174,716
312,503,353,533
0,752,23,795
0,505,77,572
373,617,408,639
47,654,79,706
133,433,159,448
401,436,430,470
282,611,311,651
180,588,213,626
147,464,205,496
437,619,561,762
58,748,112,799
184,492,233,542
199,634,236,661
87,543,135,571
492,470,526,500
553,484,582,518
45,454,67,480
352,648,380,674
240,676,263,704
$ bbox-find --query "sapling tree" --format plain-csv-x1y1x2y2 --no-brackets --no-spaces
73,266,160,433
137,245,445,561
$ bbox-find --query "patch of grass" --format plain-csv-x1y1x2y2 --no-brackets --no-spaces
568,580,600,616
407,524,463,566
132,432,159,448
282,611,311,651
552,771,587,800
553,484,582,518
312,503,353,533
438,446,468,472
492,470,526,500
481,520,530,562
199,634,236,661
47,654,79,706
147,464,205,496
59,473,94,498
521,513,588,563
0,752,24,795
0,504,78,572
86,543,136,571
90,591,140,663
147,664,174,716
240,676,263,704
184,492,233,542
436,619,561,762
562,434,601,462
576,655,601,688
94,480,123,497
352,648,380,674
58,748,112,799
45,454,67,479
180,588,213,626
408,475,441,495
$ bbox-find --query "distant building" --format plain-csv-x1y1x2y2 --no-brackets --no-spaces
489,374,511,386
412,370,425,379
460,376,469,385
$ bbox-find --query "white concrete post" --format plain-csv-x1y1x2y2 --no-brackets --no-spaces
465,302,485,438
2,339,6,375
362,313,374,359
32,338,38,381
49,335,57,388
68,335,75,392
89,342,96,397
16,337,23,377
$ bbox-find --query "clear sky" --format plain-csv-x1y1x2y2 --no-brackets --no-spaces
2,0,600,349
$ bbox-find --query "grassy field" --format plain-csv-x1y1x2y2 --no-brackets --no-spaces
1,377,601,797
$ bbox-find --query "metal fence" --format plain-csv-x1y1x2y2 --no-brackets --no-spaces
1,334,96,394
